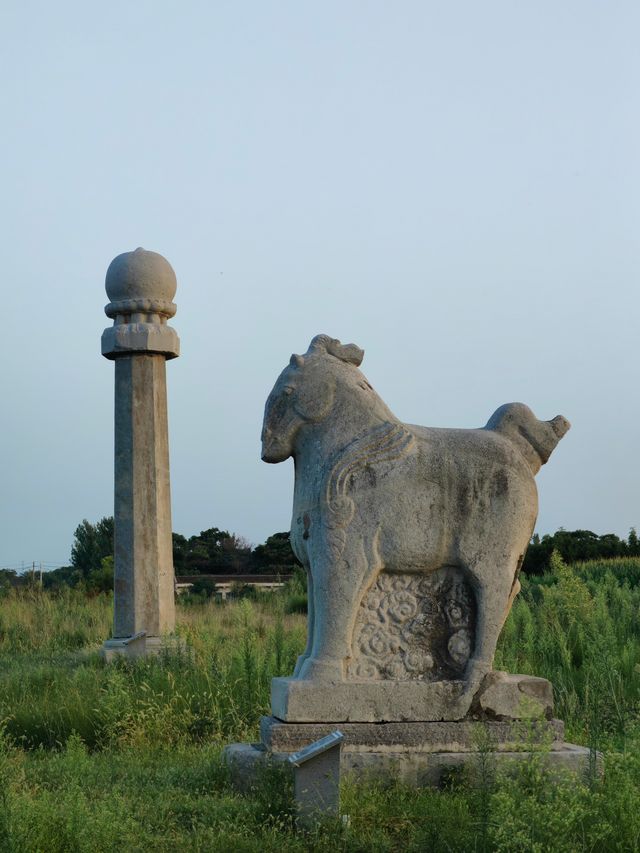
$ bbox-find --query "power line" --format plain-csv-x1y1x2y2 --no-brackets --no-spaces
0,561,69,571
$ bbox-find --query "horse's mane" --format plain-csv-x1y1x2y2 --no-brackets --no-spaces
303,334,364,366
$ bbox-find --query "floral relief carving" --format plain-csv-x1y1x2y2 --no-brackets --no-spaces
347,567,476,681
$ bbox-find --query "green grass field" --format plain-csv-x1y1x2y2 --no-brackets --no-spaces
1,556,640,851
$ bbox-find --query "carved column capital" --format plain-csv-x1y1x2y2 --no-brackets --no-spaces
101,247,180,360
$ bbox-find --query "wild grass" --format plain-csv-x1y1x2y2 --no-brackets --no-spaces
495,552,640,743
0,557,639,850
0,592,304,750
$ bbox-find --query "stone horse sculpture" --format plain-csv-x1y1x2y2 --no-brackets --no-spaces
262,334,570,711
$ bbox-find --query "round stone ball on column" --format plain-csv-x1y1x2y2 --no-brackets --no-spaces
102,247,180,360
106,247,176,302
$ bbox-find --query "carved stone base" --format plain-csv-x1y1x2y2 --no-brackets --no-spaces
101,634,185,661
224,716,593,789
271,671,553,723
226,669,594,790
272,676,470,722
260,715,565,752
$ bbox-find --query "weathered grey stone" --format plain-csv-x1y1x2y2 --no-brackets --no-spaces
260,715,565,753
343,743,596,786
225,335,575,790
261,334,570,720
104,247,177,302
102,323,179,359
102,632,147,661
224,741,595,789
102,634,184,661
271,669,554,726
223,743,289,794
476,671,554,719
288,732,343,824
272,676,469,723
101,248,180,658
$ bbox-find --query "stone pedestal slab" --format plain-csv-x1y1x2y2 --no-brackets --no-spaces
261,715,565,752
272,676,470,722
272,671,554,723
339,743,593,786
224,726,592,790
225,673,591,790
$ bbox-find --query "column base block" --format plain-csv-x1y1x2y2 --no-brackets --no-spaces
101,633,186,661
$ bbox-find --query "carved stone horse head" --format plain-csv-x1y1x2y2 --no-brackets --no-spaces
261,335,365,463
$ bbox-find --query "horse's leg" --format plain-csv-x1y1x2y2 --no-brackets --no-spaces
292,568,314,677
464,558,515,693
298,544,368,682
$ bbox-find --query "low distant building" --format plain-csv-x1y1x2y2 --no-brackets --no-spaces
175,573,292,600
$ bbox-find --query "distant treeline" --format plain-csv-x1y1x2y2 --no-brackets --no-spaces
3,518,302,592
171,528,300,576
2,519,639,592
522,528,640,574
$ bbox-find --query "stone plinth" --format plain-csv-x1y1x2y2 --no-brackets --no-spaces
260,714,565,752
226,739,592,788
271,676,469,723
225,673,594,789
101,248,180,659
101,633,184,662
271,671,554,724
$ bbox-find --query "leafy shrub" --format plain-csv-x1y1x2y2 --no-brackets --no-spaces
86,556,114,594
284,594,307,615
189,577,218,598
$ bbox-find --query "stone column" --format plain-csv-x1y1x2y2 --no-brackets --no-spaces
101,248,180,659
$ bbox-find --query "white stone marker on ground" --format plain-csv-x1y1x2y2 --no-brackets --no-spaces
101,248,180,660
288,731,343,825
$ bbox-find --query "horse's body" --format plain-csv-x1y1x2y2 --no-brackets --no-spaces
262,335,569,691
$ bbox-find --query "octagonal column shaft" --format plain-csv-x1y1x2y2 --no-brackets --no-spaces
101,248,180,657
113,354,174,637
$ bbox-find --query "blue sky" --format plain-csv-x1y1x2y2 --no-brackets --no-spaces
1,1,638,568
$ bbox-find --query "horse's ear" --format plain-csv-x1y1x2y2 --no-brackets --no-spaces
290,354,304,368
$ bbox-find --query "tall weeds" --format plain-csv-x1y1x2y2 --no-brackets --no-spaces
495,552,640,741
1,559,640,849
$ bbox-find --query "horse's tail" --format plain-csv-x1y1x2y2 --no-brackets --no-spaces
485,403,570,474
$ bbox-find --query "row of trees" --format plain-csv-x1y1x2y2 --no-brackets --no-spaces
8,520,640,593
40,518,302,591
522,528,640,574
172,528,300,575
69,522,640,580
